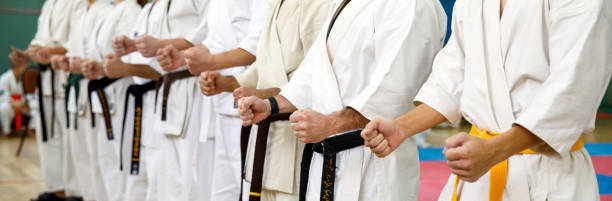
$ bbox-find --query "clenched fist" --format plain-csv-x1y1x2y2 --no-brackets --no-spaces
69,57,84,74
185,44,214,74
361,118,404,157
82,60,104,80
199,71,222,96
35,48,52,64
103,54,127,79
290,109,333,143
135,34,162,57
112,35,136,56
443,132,497,182
156,45,185,72
51,55,70,71
237,96,271,126
232,87,258,104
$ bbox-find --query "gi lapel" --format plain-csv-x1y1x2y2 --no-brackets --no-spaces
484,0,515,131
264,0,290,86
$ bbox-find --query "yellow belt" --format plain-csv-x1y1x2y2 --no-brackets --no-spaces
451,125,584,201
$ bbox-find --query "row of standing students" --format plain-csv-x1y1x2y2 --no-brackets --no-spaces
19,0,612,201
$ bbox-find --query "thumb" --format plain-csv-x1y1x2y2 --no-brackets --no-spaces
362,119,381,141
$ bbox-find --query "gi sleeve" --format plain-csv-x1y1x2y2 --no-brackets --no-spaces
413,1,466,124
54,0,83,48
514,0,612,155
237,0,270,55
346,0,448,120
234,62,259,88
184,0,210,45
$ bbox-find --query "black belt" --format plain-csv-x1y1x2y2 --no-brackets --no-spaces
120,81,157,175
37,63,51,142
87,77,118,140
154,69,194,121
239,113,292,201
64,74,84,130
299,130,364,201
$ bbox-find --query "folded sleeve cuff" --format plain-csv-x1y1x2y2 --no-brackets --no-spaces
280,84,310,110
514,117,582,155
413,84,462,124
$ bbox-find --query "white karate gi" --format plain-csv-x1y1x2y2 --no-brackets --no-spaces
85,1,141,201
413,0,612,200
30,0,80,194
279,0,447,200
65,1,113,200
198,0,267,200
125,1,209,200
233,0,331,200
0,70,24,134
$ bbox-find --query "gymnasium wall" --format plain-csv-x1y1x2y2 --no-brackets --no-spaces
0,0,42,73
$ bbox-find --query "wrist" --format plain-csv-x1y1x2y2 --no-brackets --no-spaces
393,118,411,141
209,54,219,70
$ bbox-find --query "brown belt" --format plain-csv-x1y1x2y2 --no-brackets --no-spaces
154,69,195,121
240,113,292,201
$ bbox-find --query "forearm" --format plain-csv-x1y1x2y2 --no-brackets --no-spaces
219,76,241,92
47,46,67,55
395,103,448,139
273,95,298,114
255,88,280,99
211,48,256,70
161,38,194,51
327,107,369,135
489,125,543,161
126,64,161,80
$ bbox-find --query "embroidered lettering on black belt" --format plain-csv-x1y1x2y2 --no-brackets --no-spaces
64,74,84,130
119,81,156,175
154,69,194,121
299,130,364,201
240,113,292,201
88,77,118,140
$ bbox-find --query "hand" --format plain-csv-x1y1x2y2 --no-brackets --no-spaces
35,48,52,64
443,132,497,182
112,35,136,56
237,96,271,126
51,55,70,71
10,46,28,60
82,60,103,80
103,54,127,79
290,108,333,143
26,45,42,60
232,87,258,105
69,57,84,74
135,34,162,57
156,45,185,71
199,71,223,96
361,118,405,157
185,44,214,74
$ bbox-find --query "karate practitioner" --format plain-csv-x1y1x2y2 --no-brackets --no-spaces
237,0,447,200
362,0,612,201
197,0,331,199
62,0,114,200
26,0,86,200
0,50,29,136
157,0,267,200
108,0,209,200
80,1,144,201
